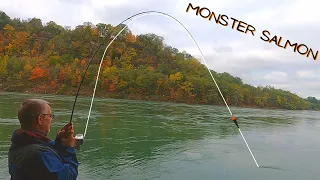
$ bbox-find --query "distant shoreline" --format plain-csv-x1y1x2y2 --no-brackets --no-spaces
1,82,316,112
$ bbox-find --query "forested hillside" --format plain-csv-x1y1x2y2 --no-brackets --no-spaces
0,11,318,110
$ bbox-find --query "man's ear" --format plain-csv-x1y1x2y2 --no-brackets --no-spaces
37,115,43,125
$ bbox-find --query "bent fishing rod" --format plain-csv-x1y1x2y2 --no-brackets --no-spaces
69,11,260,168
69,12,151,149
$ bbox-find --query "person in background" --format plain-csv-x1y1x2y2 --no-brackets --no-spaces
8,99,79,180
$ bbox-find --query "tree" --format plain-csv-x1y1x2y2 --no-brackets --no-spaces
0,55,8,79
0,11,11,29
126,32,136,43
29,66,44,80
12,31,29,55
0,11,316,111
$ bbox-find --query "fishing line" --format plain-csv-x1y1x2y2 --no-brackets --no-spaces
83,15,148,137
69,13,153,123
70,11,260,167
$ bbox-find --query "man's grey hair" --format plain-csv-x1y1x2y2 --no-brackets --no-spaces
18,99,50,129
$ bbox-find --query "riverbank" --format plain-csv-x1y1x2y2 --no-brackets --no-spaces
1,80,315,112
0,80,224,105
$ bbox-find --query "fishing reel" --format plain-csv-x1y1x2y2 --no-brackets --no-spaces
75,133,84,150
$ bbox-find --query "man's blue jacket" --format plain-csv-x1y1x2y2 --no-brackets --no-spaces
8,129,79,180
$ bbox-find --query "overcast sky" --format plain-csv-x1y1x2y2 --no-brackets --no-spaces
1,0,319,98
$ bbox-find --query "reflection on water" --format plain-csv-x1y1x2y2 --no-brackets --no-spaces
0,92,320,180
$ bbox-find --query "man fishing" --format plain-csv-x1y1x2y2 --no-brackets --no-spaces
8,99,79,180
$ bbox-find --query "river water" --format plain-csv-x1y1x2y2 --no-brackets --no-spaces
0,92,319,180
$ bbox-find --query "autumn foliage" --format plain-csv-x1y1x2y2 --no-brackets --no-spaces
0,10,317,110
30,66,44,80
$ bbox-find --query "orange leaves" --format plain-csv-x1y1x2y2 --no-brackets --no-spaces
24,63,32,72
71,41,81,50
31,41,40,57
50,81,56,87
116,47,124,54
29,65,44,80
169,87,176,99
101,68,119,92
58,65,76,83
43,66,50,80
2,29,29,55
3,24,15,39
59,68,65,81
80,59,87,67
103,56,112,68
12,31,29,50
126,32,136,43
108,76,119,92
0,56,8,78
0,33,6,53
115,75,119,83
91,28,99,37
72,68,81,85
109,83,116,92
102,79,109,86
65,65,72,75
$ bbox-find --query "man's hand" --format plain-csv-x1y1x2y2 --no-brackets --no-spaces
56,122,75,147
